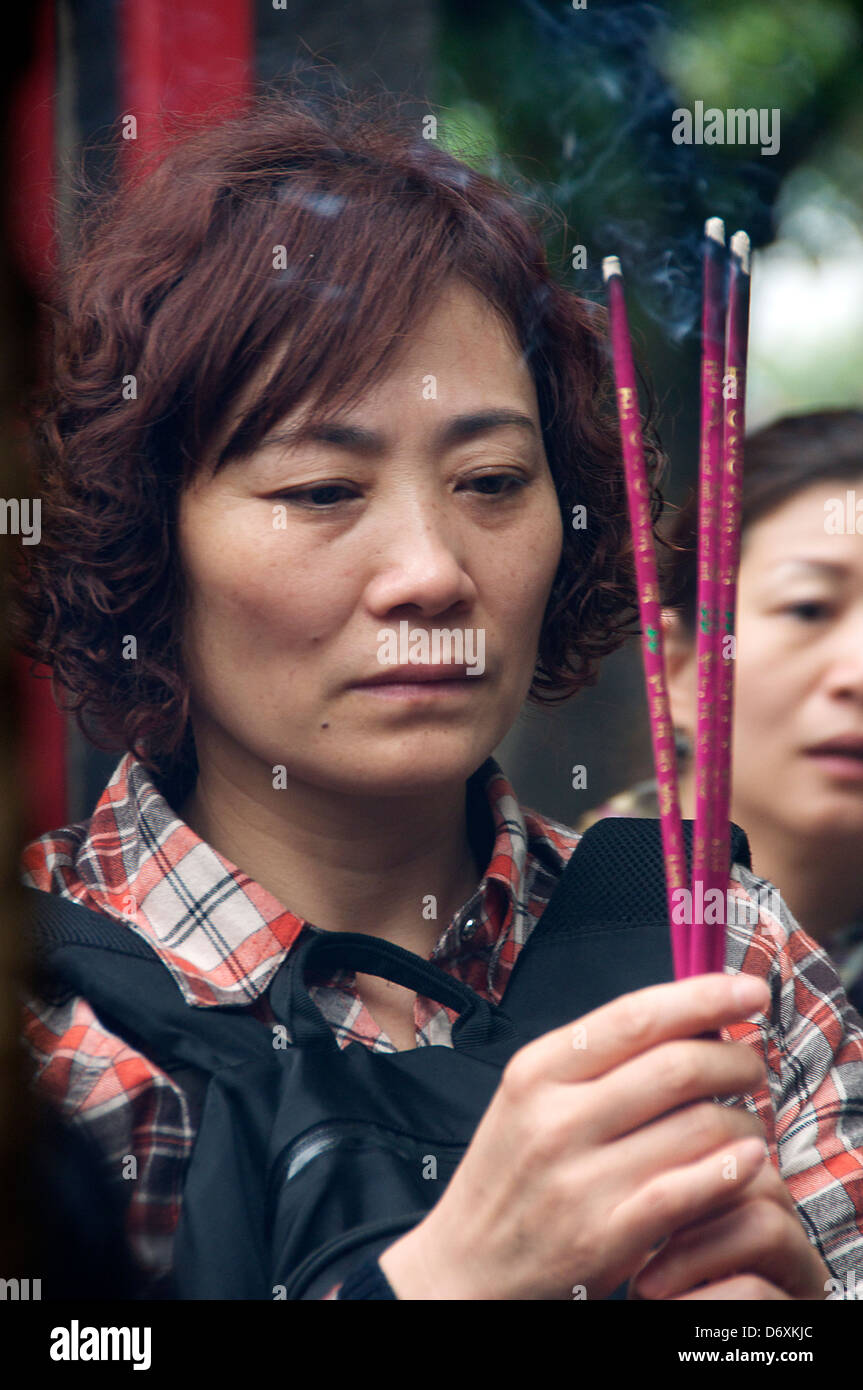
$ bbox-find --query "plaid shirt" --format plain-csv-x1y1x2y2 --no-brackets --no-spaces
19,752,863,1299
578,781,863,1017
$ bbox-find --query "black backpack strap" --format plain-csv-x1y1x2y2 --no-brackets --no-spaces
270,928,518,1051
532,816,751,938
22,886,165,993
500,817,752,1041
21,811,753,1061
19,886,268,1126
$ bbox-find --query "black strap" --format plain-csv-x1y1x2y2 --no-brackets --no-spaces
528,816,752,941
498,816,753,1041
23,887,164,965
20,814,753,1040
21,887,516,1050
269,929,517,1050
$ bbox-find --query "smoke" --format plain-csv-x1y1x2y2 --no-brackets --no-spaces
516,0,780,342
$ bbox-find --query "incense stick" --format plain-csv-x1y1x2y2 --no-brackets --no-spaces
710,230,751,972
690,218,727,976
602,255,689,980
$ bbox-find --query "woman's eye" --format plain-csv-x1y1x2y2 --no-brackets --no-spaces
275,484,357,508
784,600,830,621
271,472,528,508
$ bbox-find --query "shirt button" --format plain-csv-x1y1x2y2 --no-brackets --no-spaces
462,918,478,940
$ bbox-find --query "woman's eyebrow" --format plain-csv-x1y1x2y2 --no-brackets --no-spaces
256,407,538,457
766,558,849,579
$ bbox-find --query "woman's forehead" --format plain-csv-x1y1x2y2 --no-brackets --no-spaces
200,282,533,476
741,476,863,576
749,476,863,535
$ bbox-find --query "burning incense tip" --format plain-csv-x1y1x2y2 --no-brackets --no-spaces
730,230,751,274
705,217,725,245
602,255,622,282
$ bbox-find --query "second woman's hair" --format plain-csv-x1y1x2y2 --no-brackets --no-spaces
662,408,863,633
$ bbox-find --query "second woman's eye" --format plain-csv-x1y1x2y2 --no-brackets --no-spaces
462,471,529,498
784,600,831,622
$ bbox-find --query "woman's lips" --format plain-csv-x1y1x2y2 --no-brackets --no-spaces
351,678,481,701
349,664,486,700
805,746,863,781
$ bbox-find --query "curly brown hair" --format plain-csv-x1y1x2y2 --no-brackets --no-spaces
7,82,665,797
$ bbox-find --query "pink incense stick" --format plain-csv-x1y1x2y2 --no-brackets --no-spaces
603,255,689,980
710,230,751,972
690,218,728,976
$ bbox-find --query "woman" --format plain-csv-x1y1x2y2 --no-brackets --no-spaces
9,87,863,1301
582,411,863,1016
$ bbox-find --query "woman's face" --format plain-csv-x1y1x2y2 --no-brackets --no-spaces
671,475,863,840
177,278,564,798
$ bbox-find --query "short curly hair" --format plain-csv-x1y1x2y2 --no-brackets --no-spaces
7,83,665,795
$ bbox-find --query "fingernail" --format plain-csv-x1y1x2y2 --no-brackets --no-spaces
731,975,769,1012
634,1267,665,1299
738,1136,769,1166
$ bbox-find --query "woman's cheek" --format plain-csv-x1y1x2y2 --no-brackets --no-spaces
515,495,563,608
734,632,799,746
203,523,337,632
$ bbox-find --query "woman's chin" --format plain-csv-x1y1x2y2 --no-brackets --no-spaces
796,780,863,838
293,739,496,798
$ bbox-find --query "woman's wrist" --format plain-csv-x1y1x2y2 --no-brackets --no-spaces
378,1218,471,1300
336,1256,397,1300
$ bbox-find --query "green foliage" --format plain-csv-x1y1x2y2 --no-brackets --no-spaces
661,0,860,115
437,101,500,171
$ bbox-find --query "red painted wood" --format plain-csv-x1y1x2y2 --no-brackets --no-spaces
8,1,68,838
118,0,253,156
7,0,255,838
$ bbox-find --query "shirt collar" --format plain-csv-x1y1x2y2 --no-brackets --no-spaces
72,751,554,1009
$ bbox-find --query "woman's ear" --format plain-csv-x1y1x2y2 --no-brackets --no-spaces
661,607,696,732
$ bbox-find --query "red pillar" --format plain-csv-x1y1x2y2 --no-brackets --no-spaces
8,0,67,839
7,0,254,839
118,0,253,156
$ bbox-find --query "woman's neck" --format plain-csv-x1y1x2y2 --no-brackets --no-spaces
177,750,485,958
678,767,863,945
729,818,863,945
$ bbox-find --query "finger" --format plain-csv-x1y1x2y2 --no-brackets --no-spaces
600,1099,765,1190
579,1038,766,1142
725,1153,796,1212
610,1135,768,1265
631,1194,823,1301
513,972,770,1086
673,1274,791,1301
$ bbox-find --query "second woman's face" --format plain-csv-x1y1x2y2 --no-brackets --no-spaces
674,475,863,840
177,279,564,797
732,477,863,837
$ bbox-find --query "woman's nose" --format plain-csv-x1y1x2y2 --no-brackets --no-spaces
825,616,863,699
361,502,476,617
